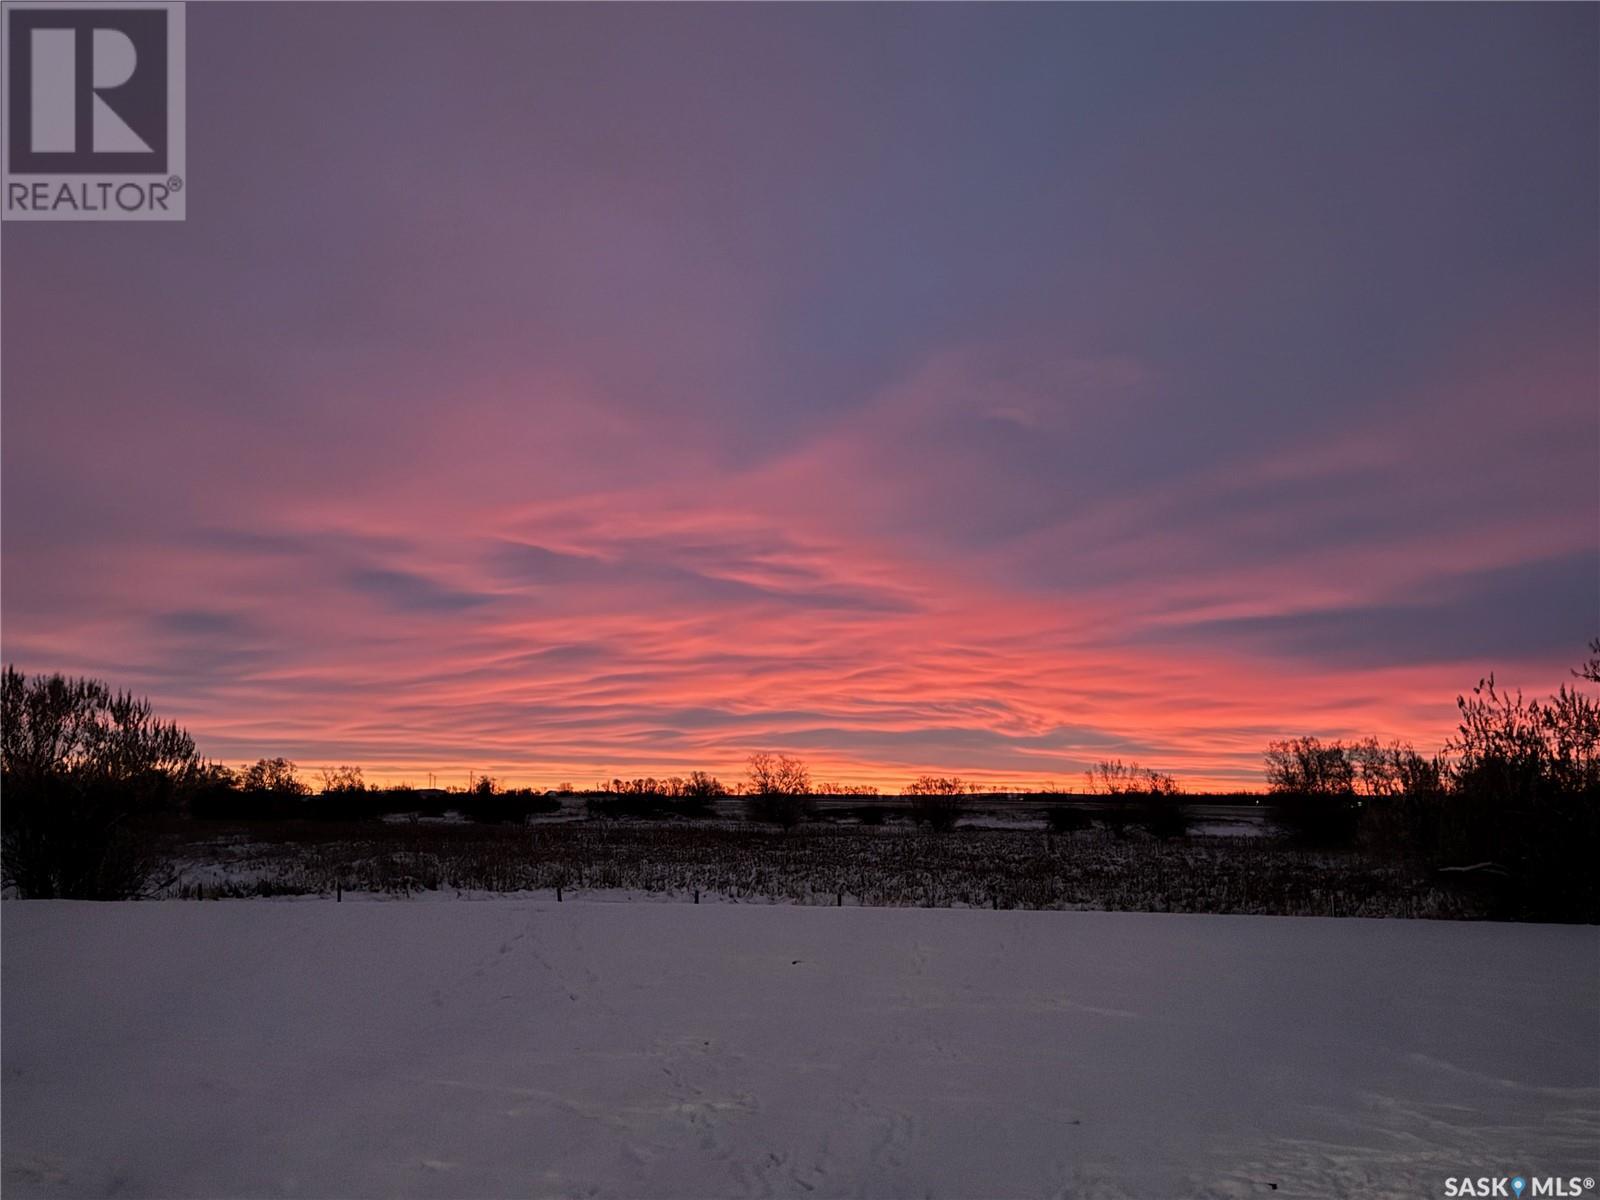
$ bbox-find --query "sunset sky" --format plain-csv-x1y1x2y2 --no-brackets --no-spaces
3,4,1596,791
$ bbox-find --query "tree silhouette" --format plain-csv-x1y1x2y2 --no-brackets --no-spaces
240,758,308,796
904,775,971,832
744,752,814,827
2,666,200,898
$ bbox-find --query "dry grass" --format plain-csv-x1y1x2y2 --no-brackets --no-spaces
164,819,1482,918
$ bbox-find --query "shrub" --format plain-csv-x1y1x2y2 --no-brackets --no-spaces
238,758,309,796
1139,792,1189,841
308,790,389,822
744,791,815,829
1099,801,1138,839
672,793,718,818
461,789,561,824
2,667,199,898
670,772,726,818
1263,737,1361,847
1045,806,1091,834
317,765,365,794
907,794,965,832
1085,760,1180,797
1441,671,1600,919
1351,741,1447,861
1258,648,1600,919
587,792,673,820
1084,761,1186,840
1267,792,1360,847
904,776,970,832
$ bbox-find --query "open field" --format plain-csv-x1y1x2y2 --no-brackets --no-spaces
4,901,1596,1199
160,818,1487,919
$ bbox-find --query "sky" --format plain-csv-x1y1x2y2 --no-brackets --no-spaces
3,4,1596,792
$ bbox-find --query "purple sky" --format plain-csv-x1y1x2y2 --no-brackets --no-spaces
3,3,1596,790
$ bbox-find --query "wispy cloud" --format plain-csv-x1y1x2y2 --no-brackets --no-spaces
1,4,1593,789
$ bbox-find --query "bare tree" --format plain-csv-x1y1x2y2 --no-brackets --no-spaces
676,770,726,816
1262,739,1356,797
240,757,309,796
746,752,810,797
904,775,970,832
907,774,968,795
1576,636,1600,685
1085,759,1179,797
318,765,365,793
1083,759,1185,839
681,770,727,798
744,752,814,828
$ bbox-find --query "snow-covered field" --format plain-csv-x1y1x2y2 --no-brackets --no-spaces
3,902,1596,1199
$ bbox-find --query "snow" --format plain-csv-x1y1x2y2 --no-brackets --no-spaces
3,901,1596,1199
1187,820,1265,838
